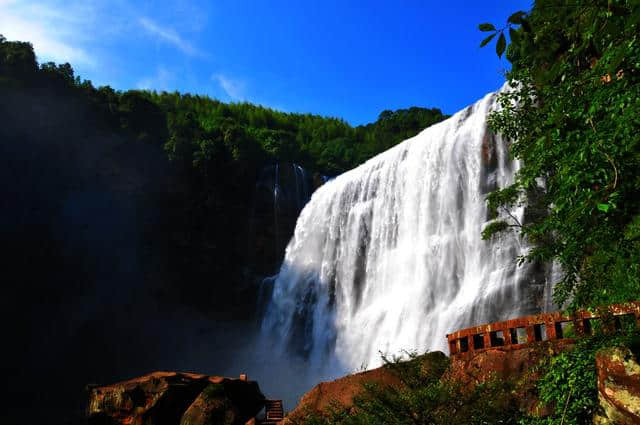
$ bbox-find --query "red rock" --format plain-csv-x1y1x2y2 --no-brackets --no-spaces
285,351,448,422
594,347,640,424
287,341,572,422
444,340,570,387
443,340,572,416
289,366,401,419
87,371,265,425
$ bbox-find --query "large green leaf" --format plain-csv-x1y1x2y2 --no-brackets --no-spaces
480,33,497,48
496,33,507,58
478,23,496,32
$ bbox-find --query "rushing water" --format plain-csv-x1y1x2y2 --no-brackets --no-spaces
261,88,552,375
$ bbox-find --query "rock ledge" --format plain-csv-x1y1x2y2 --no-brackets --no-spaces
87,371,265,425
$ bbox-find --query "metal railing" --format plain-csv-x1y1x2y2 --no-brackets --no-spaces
446,301,640,357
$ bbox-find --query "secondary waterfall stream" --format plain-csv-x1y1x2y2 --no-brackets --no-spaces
260,88,552,378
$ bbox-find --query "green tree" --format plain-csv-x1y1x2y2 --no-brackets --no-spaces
480,0,640,309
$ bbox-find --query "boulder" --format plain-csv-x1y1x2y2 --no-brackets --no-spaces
87,371,265,425
594,346,640,424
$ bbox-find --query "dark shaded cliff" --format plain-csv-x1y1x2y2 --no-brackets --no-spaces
0,37,447,424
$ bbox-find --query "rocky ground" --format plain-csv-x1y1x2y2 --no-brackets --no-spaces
88,341,640,424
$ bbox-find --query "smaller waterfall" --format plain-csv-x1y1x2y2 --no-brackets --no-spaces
273,163,281,257
293,164,311,211
247,163,315,278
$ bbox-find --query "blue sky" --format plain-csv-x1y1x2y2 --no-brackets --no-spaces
0,0,531,125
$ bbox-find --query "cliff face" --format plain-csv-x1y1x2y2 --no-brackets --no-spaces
87,372,265,425
246,163,317,280
0,86,309,424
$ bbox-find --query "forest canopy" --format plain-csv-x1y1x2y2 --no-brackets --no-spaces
0,33,447,177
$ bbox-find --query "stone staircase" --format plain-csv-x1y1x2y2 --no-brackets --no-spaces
259,399,284,424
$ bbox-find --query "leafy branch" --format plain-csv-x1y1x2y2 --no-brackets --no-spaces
479,11,531,58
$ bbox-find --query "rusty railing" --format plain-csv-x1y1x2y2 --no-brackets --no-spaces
446,301,640,357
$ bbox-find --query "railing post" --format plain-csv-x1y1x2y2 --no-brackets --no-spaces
483,332,491,349
546,321,557,340
448,338,458,355
503,327,513,345
526,326,536,343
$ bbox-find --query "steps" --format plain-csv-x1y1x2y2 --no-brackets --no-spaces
260,399,284,424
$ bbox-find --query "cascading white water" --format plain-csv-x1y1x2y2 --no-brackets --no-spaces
261,88,550,375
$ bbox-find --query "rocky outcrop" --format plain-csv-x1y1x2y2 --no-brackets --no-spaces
87,371,265,425
445,340,570,385
286,366,401,420
444,340,572,416
594,346,640,424
287,342,573,422
285,352,448,421
283,339,640,424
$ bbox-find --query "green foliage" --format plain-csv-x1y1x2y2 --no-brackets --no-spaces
480,0,640,309
477,10,530,58
519,330,640,425
0,38,37,81
146,91,448,176
202,383,226,400
481,220,512,240
0,34,447,180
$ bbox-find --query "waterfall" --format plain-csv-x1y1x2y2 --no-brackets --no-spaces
261,88,550,375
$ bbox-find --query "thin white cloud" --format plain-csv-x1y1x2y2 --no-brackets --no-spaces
213,73,246,101
137,66,173,91
139,17,200,57
0,0,96,66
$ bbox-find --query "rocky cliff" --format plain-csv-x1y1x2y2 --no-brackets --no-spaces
87,372,265,425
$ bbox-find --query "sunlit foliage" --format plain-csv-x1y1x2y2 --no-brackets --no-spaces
480,0,640,309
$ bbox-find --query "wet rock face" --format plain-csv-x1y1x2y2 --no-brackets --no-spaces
594,347,640,424
247,163,315,279
87,372,265,425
